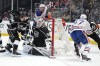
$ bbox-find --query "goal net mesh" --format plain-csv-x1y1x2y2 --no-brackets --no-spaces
45,18,74,56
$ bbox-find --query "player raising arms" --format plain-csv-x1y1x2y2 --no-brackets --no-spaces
70,14,92,61
35,4,48,19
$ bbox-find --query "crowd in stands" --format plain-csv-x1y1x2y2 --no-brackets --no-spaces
1,0,100,23
44,0,100,23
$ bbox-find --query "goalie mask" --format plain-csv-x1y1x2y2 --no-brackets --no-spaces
36,18,44,27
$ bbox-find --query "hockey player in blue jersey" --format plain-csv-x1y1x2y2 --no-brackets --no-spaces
70,14,92,61
35,4,48,19
74,21,100,55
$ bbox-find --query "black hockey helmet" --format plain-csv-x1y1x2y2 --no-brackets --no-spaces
19,8,28,17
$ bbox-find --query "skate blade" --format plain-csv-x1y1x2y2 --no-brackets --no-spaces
0,50,6,53
81,59,92,62
79,57,91,62
11,54,21,57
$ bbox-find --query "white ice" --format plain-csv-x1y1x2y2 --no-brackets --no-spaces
0,36,100,66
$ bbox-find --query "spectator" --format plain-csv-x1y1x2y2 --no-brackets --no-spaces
3,12,9,20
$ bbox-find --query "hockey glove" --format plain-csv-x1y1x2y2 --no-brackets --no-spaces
45,38,51,51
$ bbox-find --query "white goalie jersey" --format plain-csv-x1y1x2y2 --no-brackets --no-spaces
71,19,92,35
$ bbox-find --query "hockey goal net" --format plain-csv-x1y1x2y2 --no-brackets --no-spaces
44,18,74,56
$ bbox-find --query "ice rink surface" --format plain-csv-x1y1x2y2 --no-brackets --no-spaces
0,36,100,66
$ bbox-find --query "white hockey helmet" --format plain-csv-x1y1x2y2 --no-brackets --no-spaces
39,4,46,8
36,18,44,27
80,14,87,19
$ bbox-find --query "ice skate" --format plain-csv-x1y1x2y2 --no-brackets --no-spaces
11,45,21,56
0,45,6,52
81,54,91,61
5,44,12,53
12,51,21,56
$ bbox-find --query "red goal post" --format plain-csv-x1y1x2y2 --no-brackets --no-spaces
44,18,55,56
51,18,55,56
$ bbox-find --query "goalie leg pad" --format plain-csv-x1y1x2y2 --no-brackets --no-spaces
28,47,44,56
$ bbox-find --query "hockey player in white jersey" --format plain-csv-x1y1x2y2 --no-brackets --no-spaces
74,21,100,57
70,14,92,61
0,17,6,52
